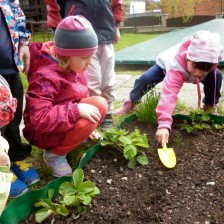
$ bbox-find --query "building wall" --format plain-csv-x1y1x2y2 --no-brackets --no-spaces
130,0,146,14
162,0,223,18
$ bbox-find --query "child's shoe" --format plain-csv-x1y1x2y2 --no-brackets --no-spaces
101,114,114,129
203,105,218,115
11,160,40,186
9,172,28,198
43,151,72,177
114,99,135,115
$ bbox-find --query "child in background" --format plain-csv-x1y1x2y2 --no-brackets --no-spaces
23,15,108,177
0,75,18,212
114,30,223,147
65,0,124,129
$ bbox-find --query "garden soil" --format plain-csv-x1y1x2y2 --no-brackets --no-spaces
21,118,224,224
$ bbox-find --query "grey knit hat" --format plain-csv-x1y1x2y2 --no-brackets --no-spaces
54,15,98,56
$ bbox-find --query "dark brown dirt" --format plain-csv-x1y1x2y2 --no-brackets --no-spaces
21,118,224,224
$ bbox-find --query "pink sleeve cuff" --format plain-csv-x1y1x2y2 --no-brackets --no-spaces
157,123,172,131
71,103,80,121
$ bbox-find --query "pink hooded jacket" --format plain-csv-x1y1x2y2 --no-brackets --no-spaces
23,41,89,149
156,34,222,131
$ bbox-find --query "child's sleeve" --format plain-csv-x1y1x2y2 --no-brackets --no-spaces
10,0,31,46
111,0,124,25
156,68,185,130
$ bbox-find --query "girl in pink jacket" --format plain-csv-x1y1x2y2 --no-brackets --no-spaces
114,30,223,147
23,16,108,177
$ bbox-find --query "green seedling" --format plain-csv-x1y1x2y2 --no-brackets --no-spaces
180,108,224,133
172,131,182,145
34,168,100,223
100,127,149,169
59,168,100,212
35,189,69,223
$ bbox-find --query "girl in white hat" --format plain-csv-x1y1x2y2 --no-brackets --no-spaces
114,30,223,147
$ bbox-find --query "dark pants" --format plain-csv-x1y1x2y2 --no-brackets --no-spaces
129,64,222,106
1,73,32,162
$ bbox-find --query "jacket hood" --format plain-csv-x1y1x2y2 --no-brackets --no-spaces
175,38,190,71
28,41,59,79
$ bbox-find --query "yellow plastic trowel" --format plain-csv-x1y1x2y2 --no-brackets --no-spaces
157,143,176,168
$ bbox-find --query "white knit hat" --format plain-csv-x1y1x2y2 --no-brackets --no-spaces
187,30,223,64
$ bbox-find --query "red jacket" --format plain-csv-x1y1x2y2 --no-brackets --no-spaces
45,0,64,28
23,41,89,149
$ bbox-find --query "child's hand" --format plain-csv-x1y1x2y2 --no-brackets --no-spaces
19,46,30,74
0,151,10,166
155,128,169,147
89,130,102,141
78,103,101,123
113,27,121,44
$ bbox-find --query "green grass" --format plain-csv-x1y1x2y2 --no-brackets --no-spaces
31,31,54,42
114,33,158,52
32,32,158,51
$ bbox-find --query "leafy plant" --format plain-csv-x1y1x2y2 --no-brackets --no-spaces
35,189,69,223
100,127,149,169
59,168,100,214
180,109,224,133
134,89,160,125
34,168,100,223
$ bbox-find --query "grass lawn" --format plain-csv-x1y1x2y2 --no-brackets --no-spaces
114,32,158,51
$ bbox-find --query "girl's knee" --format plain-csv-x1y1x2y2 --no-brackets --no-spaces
81,96,108,115
94,96,107,105
92,96,108,114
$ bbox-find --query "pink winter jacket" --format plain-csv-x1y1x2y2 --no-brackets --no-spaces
23,41,89,149
156,38,199,131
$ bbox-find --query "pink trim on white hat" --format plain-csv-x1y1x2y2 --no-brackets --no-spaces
187,30,223,64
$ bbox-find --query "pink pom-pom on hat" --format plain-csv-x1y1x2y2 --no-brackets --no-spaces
187,30,223,64
54,15,98,56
